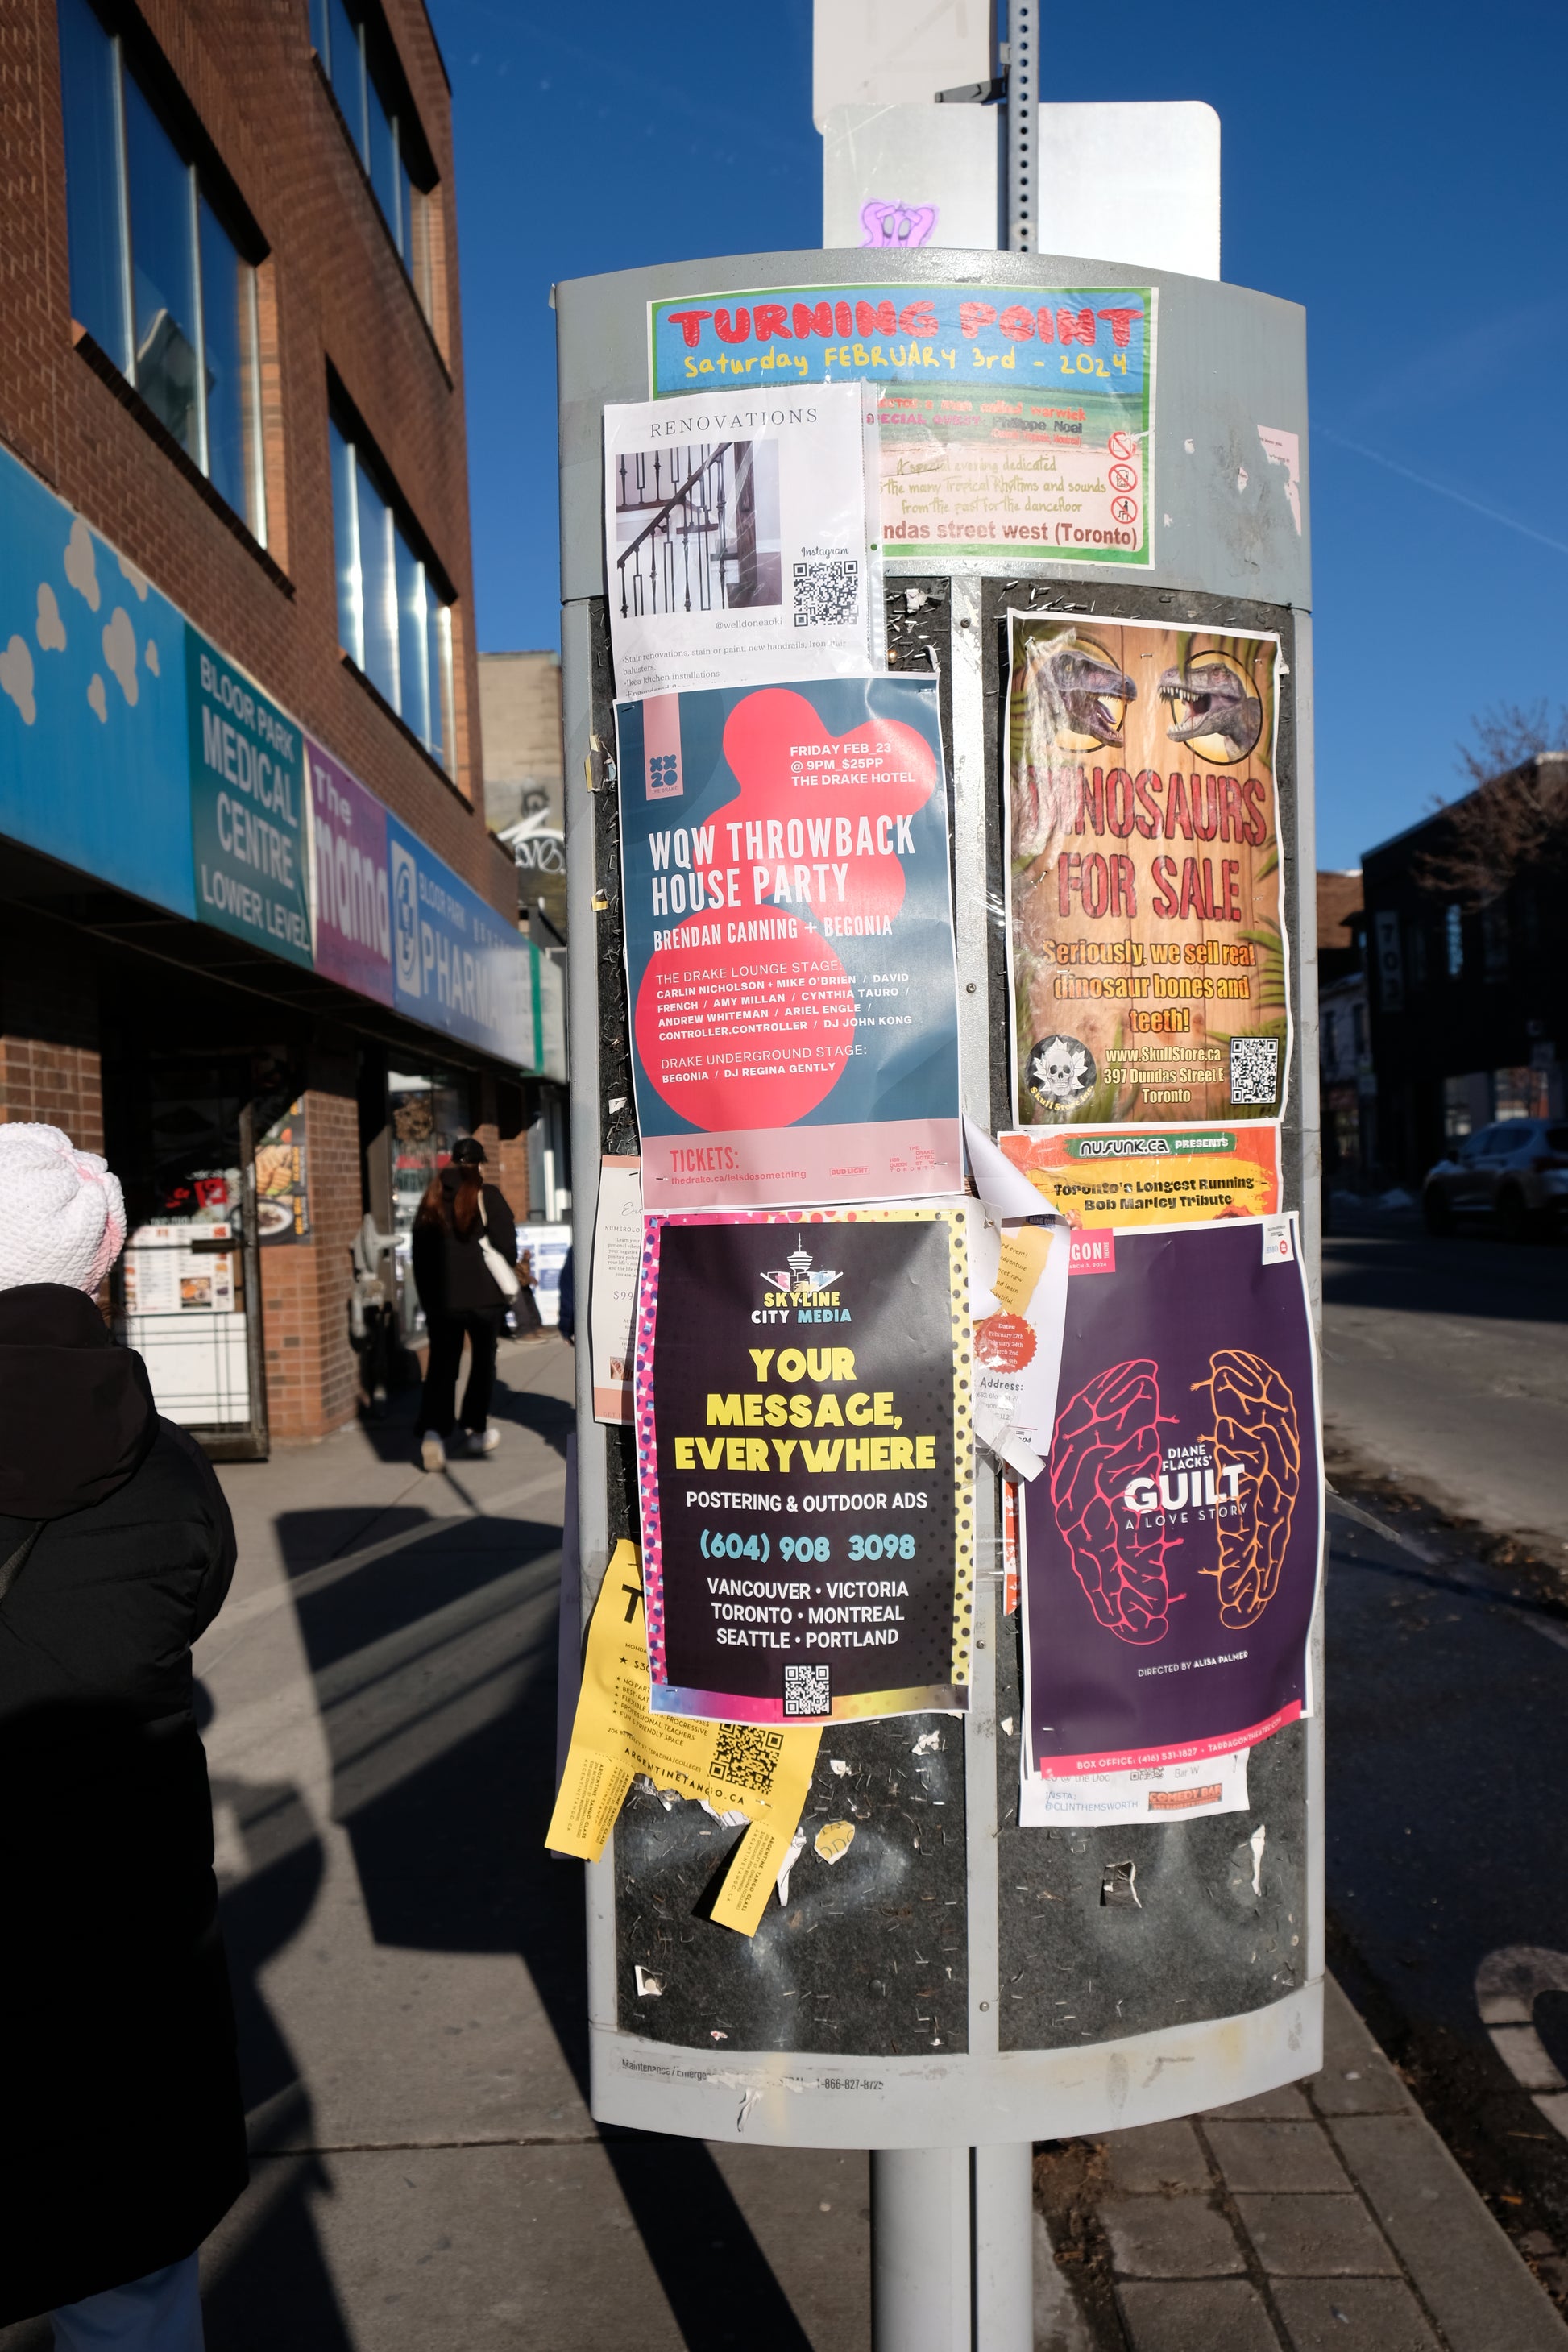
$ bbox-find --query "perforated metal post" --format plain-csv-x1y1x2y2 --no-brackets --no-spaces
1006,0,1039,251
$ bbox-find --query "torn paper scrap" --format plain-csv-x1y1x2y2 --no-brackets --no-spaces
1256,427,1302,534
1019,1746,1251,1828
774,1826,808,1906
964,1113,1054,1222
634,1966,664,1997
545,1539,820,1935
969,1175,1070,1479
814,1819,857,1865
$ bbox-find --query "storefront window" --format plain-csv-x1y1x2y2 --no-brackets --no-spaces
388,1070,469,1338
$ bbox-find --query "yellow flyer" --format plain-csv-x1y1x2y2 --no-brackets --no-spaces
547,1540,821,1935
998,1124,1281,1228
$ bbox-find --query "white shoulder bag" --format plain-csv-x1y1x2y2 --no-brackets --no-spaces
475,1188,521,1301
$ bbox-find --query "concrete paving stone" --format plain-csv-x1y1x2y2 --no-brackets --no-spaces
1103,2118,1213,2194
1101,2196,1246,2279
1271,2277,1442,2351
1117,2279,1282,2351
1234,2193,1400,2278
1328,2114,1568,2352
1204,2084,1314,2120
1035,2211,1097,2352
1312,1976,1413,2115
1204,2120,1353,2195
196,2139,868,2352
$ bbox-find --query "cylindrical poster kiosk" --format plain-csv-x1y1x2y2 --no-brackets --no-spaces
557,245,1319,2338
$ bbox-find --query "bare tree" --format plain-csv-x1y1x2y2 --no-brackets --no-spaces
1417,702,1568,905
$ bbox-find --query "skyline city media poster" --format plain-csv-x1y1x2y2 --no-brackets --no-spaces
632,1205,973,1727
616,675,962,1211
1022,1217,1322,1778
1005,612,1290,1129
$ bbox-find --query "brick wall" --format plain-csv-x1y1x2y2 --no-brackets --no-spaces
261,1078,363,1442
0,2,532,1442
0,0,513,919
0,911,103,1151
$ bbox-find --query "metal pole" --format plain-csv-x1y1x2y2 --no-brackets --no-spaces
872,2147,971,2352
972,2143,1036,2347
1006,0,1039,252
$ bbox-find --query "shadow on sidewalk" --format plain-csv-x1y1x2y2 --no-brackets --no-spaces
202,1684,354,2349
349,1332,576,1467
245,1401,816,2343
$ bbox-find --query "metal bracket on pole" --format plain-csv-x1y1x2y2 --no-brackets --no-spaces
1005,0,1039,251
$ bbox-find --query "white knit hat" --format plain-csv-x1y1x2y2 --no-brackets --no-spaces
0,1123,127,1294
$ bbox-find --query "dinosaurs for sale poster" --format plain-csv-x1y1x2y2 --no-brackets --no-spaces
1021,1217,1322,1777
1005,612,1290,1128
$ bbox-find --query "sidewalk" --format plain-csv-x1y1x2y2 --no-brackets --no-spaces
1040,1977,1568,2350
0,1335,1562,2348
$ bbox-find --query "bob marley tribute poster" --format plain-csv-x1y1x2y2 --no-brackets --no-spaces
633,1205,973,1726
1022,1217,1322,1777
1005,612,1290,1127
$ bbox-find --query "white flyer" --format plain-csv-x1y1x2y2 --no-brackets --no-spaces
604,383,881,699
589,1156,642,1423
964,1117,1070,1479
1018,1746,1251,1828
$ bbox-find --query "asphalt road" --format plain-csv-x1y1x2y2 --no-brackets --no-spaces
1321,1214,1568,2294
1321,1214,1568,1551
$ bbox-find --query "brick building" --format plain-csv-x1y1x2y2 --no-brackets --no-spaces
0,0,562,1446
1362,758,1567,1185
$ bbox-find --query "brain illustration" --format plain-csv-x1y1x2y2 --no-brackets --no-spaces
1050,1359,1174,1645
1194,1349,1300,1628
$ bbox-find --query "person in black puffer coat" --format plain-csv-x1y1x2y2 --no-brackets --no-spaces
410,1135,519,1470
0,1122,245,2349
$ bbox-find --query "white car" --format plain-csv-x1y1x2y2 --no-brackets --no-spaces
1422,1118,1568,1241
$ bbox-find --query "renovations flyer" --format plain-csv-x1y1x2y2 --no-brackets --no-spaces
633,1206,973,1727
604,385,879,699
1006,612,1289,1126
616,675,962,1211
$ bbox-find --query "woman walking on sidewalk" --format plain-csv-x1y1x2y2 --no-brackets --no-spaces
411,1135,520,1469
0,1124,245,2350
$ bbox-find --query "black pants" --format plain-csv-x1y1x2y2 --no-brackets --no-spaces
417,1309,502,1437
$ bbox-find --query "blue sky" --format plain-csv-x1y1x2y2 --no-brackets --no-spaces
429,0,1567,872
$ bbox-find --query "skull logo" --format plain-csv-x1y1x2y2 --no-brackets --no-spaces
1026,1032,1097,1112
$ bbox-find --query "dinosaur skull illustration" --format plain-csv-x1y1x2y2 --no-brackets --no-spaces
1026,636,1138,752
1157,650,1263,764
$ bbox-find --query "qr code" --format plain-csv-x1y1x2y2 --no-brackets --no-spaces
793,557,859,628
711,1723,785,1797
783,1661,832,1718
1229,1035,1280,1106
